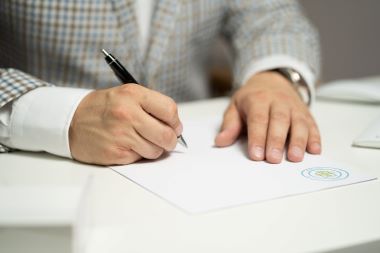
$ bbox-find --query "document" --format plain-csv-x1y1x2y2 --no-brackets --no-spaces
112,118,376,213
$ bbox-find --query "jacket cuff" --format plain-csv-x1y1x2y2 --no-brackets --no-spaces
0,68,52,108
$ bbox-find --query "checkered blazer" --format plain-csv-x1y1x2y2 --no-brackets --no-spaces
0,0,320,152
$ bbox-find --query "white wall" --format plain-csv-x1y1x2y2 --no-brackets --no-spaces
301,0,380,82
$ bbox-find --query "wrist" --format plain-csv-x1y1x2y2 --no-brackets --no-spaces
271,68,311,105
245,70,310,105
245,70,293,88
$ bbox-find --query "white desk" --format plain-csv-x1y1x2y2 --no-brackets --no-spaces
1,98,380,253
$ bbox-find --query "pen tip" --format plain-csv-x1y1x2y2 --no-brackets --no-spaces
178,135,188,148
101,49,109,56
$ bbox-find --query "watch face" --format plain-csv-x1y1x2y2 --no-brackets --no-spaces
289,70,302,83
277,68,311,105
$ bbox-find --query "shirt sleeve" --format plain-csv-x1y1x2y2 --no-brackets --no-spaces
0,87,92,158
0,68,55,152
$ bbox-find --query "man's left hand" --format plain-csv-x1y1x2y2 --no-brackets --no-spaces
214,71,321,163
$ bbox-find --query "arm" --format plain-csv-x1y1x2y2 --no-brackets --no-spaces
0,86,91,157
216,0,321,163
0,68,93,156
222,0,320,88
0,68,183,165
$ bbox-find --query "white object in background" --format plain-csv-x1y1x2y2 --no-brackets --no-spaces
353,115,380,149
0,186,83,226
112,118,376,214
317,76,380,103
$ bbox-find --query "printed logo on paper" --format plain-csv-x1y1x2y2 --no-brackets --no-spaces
301,167,349,181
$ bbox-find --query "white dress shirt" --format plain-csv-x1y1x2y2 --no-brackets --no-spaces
0,0,315,158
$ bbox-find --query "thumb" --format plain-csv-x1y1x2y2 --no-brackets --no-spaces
215,103,242,147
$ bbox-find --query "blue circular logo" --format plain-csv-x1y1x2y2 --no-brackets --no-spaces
301,167,349,181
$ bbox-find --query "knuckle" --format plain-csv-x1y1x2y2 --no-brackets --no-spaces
106,87,118,101
253,90,269,101
107,85,141,103
120,83,139,95
239,94,257,110
117,84,143,101
110,105,132,121
250,113,269,125
275,91,292,101
271,111,289,122
114,148,129,160
293,114,308,125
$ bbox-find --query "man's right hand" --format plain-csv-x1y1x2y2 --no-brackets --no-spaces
69,84,183,165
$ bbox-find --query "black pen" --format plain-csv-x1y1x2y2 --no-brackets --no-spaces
102,49,188,148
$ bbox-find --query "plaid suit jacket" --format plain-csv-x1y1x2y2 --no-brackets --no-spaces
0,0,320,152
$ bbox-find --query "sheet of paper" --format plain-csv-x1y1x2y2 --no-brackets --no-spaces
112,118,376,213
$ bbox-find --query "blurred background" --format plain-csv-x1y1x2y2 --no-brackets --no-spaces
302,0,380,82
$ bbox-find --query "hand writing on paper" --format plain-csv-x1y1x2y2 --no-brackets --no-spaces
69,84,183,165
215,71,321,163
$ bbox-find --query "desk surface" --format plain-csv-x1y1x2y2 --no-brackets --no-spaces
1,98,380,253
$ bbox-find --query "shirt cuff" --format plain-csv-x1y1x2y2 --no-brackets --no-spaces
6,87,92,158
241,54,317,104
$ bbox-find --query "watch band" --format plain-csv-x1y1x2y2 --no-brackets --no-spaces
274,68,311,106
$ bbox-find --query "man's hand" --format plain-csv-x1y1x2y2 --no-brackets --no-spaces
215,71,321,163
69,84,183,165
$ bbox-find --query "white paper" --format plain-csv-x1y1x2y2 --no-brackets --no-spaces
112,118,376,213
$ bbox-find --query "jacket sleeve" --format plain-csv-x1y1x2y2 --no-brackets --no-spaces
0,68,52,152
223,0,321,88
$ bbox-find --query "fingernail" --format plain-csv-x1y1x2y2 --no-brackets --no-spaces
311,142,321,153
251,146,264,159
291,146,303,158
270,148,283,161
175,122,183,136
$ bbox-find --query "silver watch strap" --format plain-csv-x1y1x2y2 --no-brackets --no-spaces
274,68,311,106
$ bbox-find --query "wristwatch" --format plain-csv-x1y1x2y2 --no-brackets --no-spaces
274,68,311,106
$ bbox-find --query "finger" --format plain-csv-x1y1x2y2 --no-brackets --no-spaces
307,119,322,154
265,105,291,164
133,108,178,151
246,101,270,161
90,146,142,166
215,103,242,147
138,88,182,136
287,113,309,162
128,128,165,160
112,149,142,165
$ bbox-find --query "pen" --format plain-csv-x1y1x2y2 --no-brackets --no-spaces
102,49,188,148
